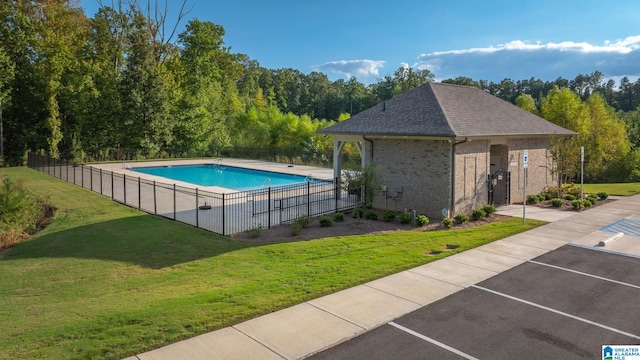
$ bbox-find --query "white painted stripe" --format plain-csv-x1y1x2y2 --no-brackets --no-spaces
388,322,479,360
528,260,640,291
472,285,640,340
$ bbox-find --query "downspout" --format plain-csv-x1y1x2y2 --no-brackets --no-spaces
450,137,468,217
363,135,373,164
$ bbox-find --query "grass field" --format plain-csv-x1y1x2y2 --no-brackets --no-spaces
582,182,640,196
0,167,544,360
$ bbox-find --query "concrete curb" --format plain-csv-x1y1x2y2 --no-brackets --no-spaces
599,232,625,247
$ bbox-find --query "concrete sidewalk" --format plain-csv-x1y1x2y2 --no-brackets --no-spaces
125,196,640,360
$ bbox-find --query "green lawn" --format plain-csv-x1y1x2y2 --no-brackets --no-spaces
582,182,640,196
0,167,545,360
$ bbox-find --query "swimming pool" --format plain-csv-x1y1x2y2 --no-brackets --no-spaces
132,164,314,190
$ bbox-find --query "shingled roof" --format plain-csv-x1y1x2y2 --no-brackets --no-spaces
317,82,575,137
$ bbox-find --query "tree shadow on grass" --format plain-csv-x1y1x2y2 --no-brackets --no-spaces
3,215,253,269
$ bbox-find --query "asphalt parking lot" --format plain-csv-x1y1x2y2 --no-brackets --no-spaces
310,244,640,360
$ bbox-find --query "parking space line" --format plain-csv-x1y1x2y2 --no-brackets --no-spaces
528,260,640,290
388,322,479,360
472,285,640,340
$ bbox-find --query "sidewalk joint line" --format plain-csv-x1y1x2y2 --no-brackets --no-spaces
471,285,640,340
231,326,287,359
388,322,479,360
361,283,423,307
305,302,367,331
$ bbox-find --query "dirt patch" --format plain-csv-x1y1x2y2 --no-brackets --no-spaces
232,211,508,244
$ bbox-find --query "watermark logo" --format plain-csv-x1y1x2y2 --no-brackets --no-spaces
603,345,640,360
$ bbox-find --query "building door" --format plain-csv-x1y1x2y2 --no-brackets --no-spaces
489,145,510,205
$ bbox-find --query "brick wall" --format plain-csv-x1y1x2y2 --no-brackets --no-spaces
369,136,557,218
371,138,451,218
452,140,490,215
506,137,557,204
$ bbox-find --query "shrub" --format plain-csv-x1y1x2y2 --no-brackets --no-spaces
482,204,497,214
550,198,564,207
587,195,598,204
544,185,561,199
352,208,363,218
442,217,453,228
382,210,396,222
293,216,310,227
564,194,576,201
319,216,332,227
471,208,486,220
398,213,413,224
526,195,539,204
571,200,584,210
563,183,581,197
542,192,553,200
365,210,378,220
333,212,344,222
290,222,303,236
598,192,609,200
415,215,429,227
583,198,593,207
454,213,470,224
0,176,55,249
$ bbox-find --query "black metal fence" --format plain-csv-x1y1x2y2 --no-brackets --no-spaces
27,153,359,235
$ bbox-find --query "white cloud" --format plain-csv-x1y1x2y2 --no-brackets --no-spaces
312,59,386,81
414,36,640,82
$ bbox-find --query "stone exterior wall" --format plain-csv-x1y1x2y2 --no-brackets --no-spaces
371,138,451,218
506,137,556,204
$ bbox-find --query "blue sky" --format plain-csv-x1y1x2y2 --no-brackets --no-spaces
82,0,640,84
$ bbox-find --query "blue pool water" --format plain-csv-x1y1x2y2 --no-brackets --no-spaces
132,164,314,190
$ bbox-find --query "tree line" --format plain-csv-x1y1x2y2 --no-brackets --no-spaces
2,1,640,182
0,0,434,166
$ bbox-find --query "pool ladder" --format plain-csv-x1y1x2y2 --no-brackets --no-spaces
212,158,225,171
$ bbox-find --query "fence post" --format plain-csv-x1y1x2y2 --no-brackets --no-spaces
138,177,141,209
173,184,176,220
123,173,126,205
268,187,271,229
100,168,103,195
222,193,225,235
111,171,114,199
90,166,93,191
195,188,199,228
307,181,311,216
153,181,157,214
81,164,84,188
66,160,69,182
334,177,339,213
